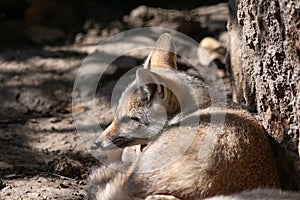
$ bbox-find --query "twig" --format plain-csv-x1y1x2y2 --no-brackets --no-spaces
41,172,78,181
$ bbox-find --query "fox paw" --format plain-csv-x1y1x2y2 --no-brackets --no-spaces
145,195,180,200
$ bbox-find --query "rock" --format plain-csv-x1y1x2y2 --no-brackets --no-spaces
191,3,229,35
125,5,192,34
198,37,226,65
198,37,227,77
125,3,228,37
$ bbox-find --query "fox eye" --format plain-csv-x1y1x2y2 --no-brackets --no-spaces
131,117,140,122
120,116,131,123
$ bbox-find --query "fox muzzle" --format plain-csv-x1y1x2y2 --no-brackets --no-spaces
93,138,114,150
93,135,129,150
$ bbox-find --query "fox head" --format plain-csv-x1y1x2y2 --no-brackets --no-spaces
94,33,210,150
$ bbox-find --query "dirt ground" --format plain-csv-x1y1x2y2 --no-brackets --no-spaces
0,3,229,200
0,45,98,199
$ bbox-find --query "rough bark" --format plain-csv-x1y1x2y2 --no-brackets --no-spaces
227,0,300,190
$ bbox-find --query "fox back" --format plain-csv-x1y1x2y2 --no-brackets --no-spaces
125,108,279,199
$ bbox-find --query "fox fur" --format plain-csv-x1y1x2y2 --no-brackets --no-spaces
88,165,292,200
88,33,280,200
204,188,300,200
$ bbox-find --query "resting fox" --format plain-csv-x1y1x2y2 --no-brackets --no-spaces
88,166,296,200
89,33,280,200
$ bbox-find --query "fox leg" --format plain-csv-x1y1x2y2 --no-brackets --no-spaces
145,195,180,200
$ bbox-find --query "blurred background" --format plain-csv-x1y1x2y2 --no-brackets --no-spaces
0,0,228,47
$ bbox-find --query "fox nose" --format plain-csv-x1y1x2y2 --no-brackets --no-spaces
92,139,102,149
91,138,114,150
91,139,101,149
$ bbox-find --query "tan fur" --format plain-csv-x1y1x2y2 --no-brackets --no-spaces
204,188,300,200
150,49,177,69
90,34,280,200
145,33,177,70
98,121,118,145
87,165,135,200
125,108,279,200
88,165,178,200
145,195,180,200
106,148,123,163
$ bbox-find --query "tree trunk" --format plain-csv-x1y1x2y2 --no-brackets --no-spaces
227,0,300,190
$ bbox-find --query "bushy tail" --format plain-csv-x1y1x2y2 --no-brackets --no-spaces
87,165,133,200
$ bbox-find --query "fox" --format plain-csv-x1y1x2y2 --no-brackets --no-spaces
204,188,300,200
88,166,297,200
89,33,280,200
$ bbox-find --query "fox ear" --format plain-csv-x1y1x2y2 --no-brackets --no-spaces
144,33,177,70
136,68,165,100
